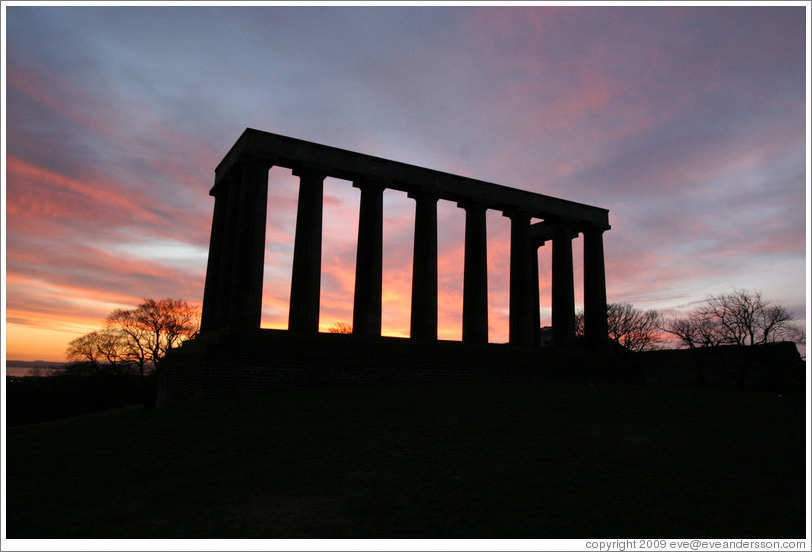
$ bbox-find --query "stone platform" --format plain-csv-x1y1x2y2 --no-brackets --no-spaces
155,329,631,407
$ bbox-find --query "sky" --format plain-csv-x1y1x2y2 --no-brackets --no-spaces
2,3,809,362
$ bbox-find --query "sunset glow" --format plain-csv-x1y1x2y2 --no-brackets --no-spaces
3,5,808,363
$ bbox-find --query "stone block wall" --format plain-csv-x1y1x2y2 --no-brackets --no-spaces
628,342,805,391
156,329,633,407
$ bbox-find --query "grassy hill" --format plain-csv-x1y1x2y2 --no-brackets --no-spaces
5,381,807,539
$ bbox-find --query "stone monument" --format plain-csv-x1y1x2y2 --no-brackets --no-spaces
157,129,613,405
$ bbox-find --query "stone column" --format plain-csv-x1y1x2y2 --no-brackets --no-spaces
552,220,576,347
531,245,541,346
459,201,488,343
505,211,535,346
200,162,270,331
583,225,609,348
288,168,326,333
409,191,438,340
530,222,553,347
214,175,242,329
232,162,271,329
352,181,384,337
200,175,232,332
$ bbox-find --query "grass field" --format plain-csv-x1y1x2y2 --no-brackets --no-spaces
5,381,808,539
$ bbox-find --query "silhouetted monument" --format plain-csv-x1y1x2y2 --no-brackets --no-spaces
157,129,613,406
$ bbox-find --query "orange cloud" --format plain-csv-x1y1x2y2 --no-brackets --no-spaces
5,155,178,235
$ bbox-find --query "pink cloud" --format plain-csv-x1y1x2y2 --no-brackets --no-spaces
6,156,160,225
6,57,96,131
5,155,213,249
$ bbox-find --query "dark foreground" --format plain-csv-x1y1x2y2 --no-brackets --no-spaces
5,381,807,538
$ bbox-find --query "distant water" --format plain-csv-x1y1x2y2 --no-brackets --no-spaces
6,364,65,377
6,367,36,377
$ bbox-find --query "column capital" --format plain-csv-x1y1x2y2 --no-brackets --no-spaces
291,166,329,180
210,159,272,197
352,179,387,192
580,221,611,234
551,218,580,240
407,189,440,202
502,209,531,221
531,221,552,247
456,199,487,212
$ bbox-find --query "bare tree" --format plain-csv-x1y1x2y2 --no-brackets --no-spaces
607,303,663,352
759,304,805,345
327,321,353,334
575,302,662,352
107,309,153,378
663,289,805,348
66,329,128,373
107,298,199,376
67,298,198,384
661,311,724,349
66,332,104,370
